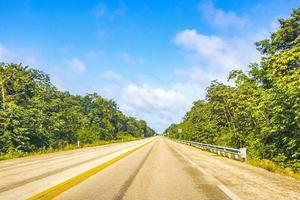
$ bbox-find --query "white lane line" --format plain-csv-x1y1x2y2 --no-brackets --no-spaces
175,149,209,176
218,184,241,200
173,147,241,200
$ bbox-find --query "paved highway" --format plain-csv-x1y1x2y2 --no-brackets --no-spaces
0,138,153,199
0,137,299,200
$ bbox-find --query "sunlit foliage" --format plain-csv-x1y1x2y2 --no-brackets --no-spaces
165,9,300,171
0,64,155,155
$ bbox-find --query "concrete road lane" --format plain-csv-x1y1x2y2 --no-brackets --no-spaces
2,137,300,200
0,138,153,199
56,137,300,200
56,137,231,200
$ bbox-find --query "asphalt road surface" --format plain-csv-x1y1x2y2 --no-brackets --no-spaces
0,138,153,199
1,137,300,200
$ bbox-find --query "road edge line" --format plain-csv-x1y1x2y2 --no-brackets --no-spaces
170,140,241,200
27,139,154,200
217,184,241,200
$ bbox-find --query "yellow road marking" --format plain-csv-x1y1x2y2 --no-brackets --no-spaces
27,140,153,200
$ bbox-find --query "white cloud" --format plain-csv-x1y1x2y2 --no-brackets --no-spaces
122,84,187,110
102,70,122,81
172,29,260,102
199,1,247,29
174,29,259,72
119,28,259,131
119,84,190,132
118,52,145,65
115,29,261,132
66,57,86,73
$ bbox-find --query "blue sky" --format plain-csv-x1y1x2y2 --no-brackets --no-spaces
0,0,299,132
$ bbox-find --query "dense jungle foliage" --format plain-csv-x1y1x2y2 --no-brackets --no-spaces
165,9,300,171
0,63,155,156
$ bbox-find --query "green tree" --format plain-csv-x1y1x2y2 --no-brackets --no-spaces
165,9,300,171
0,63,155,156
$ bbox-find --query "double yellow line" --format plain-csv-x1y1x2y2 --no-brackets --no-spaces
28,140,153,200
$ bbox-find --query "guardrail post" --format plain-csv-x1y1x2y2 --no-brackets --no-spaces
240,148,247,162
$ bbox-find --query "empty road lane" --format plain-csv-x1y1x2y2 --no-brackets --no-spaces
0,138,153,199
1,137,299,200
56,137,230,200
56,137,300,200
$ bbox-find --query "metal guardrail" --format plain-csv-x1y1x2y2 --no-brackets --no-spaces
176,140,247,162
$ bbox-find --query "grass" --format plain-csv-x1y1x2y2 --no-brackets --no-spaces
248,158,300,180
0,136,140,161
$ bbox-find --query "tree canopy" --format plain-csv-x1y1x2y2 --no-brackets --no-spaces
0,63,155,155
165,8,300,171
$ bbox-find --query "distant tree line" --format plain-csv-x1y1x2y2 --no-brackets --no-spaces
0,63,155,155
165,9,300,171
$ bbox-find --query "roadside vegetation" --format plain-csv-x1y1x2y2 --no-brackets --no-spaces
165,9,300,178
0,64,155,160
0,135,138,161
